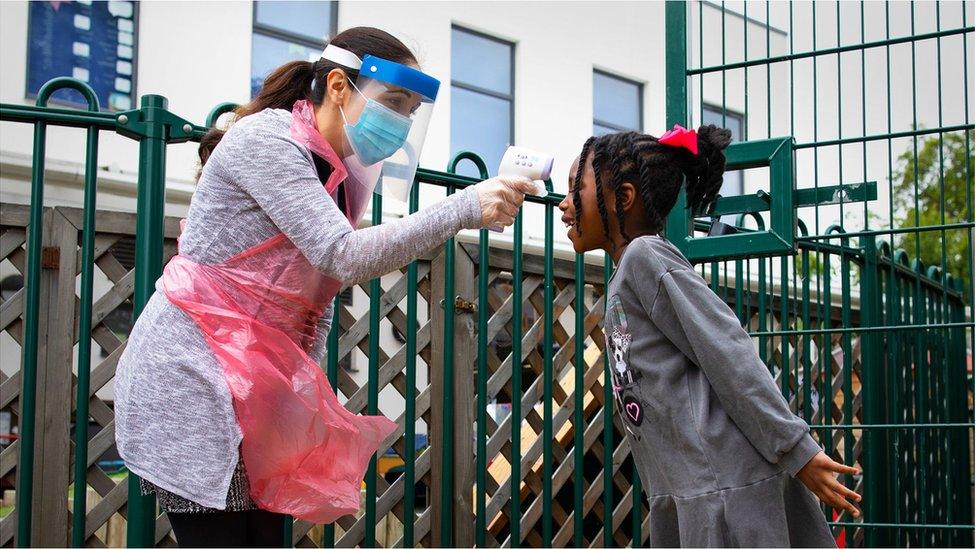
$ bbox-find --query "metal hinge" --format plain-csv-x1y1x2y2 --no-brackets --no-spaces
41,247,60,269
441,296,477,314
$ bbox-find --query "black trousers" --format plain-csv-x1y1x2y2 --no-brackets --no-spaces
167,509,286,547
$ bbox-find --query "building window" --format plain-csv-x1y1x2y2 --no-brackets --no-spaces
450,27,514,178
251,1,336,97
702,104,744,197
27,1,138,111
593,70,642,137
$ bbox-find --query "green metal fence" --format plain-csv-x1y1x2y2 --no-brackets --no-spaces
2,2,973,544
664,0,974,546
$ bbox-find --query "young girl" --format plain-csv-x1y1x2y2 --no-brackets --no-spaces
559,126,861,547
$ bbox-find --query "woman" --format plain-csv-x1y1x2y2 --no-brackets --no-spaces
114,26,535,546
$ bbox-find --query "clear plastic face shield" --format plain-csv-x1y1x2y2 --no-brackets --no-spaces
324,47,439,203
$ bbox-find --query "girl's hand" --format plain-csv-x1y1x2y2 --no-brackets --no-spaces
473,176,538,228
797,451,862,518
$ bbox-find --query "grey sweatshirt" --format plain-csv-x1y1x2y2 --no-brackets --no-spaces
114,108,482,509
605,235,834,547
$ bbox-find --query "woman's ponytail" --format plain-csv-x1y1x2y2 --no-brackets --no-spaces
196,60,315,179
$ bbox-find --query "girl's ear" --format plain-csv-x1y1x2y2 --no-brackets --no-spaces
618,181,638,213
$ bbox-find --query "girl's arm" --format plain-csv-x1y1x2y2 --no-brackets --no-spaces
645,268,821,475
639,257,861,517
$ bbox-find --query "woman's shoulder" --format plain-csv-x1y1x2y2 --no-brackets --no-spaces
224,108,293,141
213,108,309,169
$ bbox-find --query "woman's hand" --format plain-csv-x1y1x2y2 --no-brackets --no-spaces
473,175,539,228
797,451,862,518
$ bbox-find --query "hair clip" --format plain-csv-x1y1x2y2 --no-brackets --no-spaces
658,124,699,155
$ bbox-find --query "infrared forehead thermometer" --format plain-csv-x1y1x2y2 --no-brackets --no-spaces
498,146,553,195
489,146,553,232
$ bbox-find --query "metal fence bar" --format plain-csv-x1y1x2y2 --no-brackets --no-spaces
542,188,555,547
861,235,884,546
510,210,524,548
404,183,420,549
572,252,584,547
602,254,613,548
440,182,456,547
127,93,172,548
364,194,383,548
322,294,341,549
53,80,101,548
16,77,96,547
687,25,974,75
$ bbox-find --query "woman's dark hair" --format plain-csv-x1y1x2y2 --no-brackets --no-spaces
572,125,733,240
196,27,416,178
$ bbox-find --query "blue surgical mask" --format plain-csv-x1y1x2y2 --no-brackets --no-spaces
341,87,413,166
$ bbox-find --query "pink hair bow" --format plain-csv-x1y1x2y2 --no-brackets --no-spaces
658,124,699,155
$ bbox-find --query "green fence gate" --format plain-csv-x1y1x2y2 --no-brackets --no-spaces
2,2,974,547
664,0,974,546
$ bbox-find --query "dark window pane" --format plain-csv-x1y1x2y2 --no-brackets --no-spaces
702,106,743,140
450,86,511,178
718,169,743,199
452,28,511,95
702,105,744,197
593,123,619,137
255,0,333,42
251,33,319,97
593,72,641,130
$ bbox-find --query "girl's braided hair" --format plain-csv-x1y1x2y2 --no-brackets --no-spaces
572,125,733,240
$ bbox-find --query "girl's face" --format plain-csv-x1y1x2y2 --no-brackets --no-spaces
559,154,612,254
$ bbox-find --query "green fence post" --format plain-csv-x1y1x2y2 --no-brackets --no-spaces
404,182,420,548
664,0,689,242
322,294,341,549
602,255,613,548
365,193,383,549
125,94,171,548
16,88,51,549
511,211,524,548
948,284,973,547
859,235,886,547
441,187,456,547
573,253,585,547
71,100,101,549
541,195,555,548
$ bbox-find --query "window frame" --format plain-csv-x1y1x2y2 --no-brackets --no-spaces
450,25,516,157
701,103,746,196
592,69,644,134
251,1,338,50
250,0,337,97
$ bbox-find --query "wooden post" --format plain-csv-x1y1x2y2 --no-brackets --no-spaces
428,247,446,547
30,208,78,546
452,245,477,547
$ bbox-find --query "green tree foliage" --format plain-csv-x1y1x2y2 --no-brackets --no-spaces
891,131,974,294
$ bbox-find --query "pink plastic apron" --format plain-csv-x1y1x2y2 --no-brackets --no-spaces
159,101,396,523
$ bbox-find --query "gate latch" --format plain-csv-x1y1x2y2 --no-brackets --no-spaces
441,296,477,314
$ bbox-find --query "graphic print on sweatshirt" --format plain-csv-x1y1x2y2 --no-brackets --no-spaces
604,293,646,436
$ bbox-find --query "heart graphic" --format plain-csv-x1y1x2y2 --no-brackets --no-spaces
623,396,643,426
